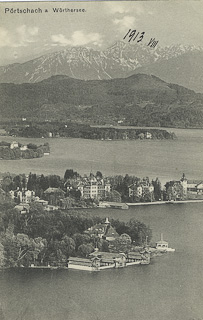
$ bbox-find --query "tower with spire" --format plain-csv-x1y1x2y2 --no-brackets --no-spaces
180,173,187,198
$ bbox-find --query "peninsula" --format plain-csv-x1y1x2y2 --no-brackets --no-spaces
3,121,176,141
0,141,50,160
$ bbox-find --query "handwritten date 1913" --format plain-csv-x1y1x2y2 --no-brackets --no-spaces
123,28,159,48
123,29,145,43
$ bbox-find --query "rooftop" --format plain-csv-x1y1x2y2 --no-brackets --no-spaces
44,187,65,194
187,180,203,185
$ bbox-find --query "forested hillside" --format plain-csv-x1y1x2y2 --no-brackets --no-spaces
0,74,203,128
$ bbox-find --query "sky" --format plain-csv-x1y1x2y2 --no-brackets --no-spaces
0,1,203,66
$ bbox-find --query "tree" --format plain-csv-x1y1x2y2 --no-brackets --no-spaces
27,143,38,150
15,233,34,266
64,169,78,180
96,171,103,180
27,173,37,191
101,240,109,252
47,175,62,188
1,174,13,192
126,219,152,245
16,202,47,239
59,236,75,257
2,231,34,267
152,178,162,201
77,244,94,258
113,233,132,252
69,189,81,200
48,236,75,264
111,219,129,235
39,174,49,191
31,237,47,265
13,175,26,191
0,242,5,268
73,233,91,251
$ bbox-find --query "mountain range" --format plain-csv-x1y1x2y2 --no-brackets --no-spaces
1,73,203,128
0,41,203,93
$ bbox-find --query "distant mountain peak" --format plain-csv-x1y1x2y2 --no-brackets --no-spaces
0,42,203,92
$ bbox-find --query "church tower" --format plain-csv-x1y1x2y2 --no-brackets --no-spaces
180,173,187,198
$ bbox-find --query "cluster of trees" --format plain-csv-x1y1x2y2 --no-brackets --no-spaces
1,172,64,198
7,125,48,138
0,141,50,160
111,218,152,247
0,199,152,268
0,146,21,160
27,173,63,197
1,174,27,193
6,121,176,140
64,169,80,180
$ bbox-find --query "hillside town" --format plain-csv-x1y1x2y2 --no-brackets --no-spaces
1,170,203,214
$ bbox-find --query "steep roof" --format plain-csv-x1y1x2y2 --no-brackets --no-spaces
44,187,65,194
105,225,119,239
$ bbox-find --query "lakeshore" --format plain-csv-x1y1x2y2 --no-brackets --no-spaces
126,199,203,206
98,199,203,210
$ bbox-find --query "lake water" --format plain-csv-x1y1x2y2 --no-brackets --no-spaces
0,127,203,184
0,203,203,320
0,128,203,320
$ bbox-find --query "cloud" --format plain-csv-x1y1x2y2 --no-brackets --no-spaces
51,34,68,46
134,4,144,16
106,2,144,16
0,28,10,48
16,25,39,46
0,25,39,48
113,16,136,31
28,27,39,36
13,51,18,60
106,2,130,14
51,30,103,47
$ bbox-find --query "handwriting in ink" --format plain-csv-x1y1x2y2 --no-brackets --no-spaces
147,38,159,48
123,29,145,43
123,29,159,49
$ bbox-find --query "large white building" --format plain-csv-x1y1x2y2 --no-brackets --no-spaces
9,189,35,203
78,178,111,199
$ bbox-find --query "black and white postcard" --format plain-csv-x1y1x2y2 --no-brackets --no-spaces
0,1,203,320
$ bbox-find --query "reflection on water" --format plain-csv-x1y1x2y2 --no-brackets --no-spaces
0,203,203,320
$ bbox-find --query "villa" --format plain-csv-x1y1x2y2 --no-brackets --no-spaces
129,179,154,200
85,217,119,242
